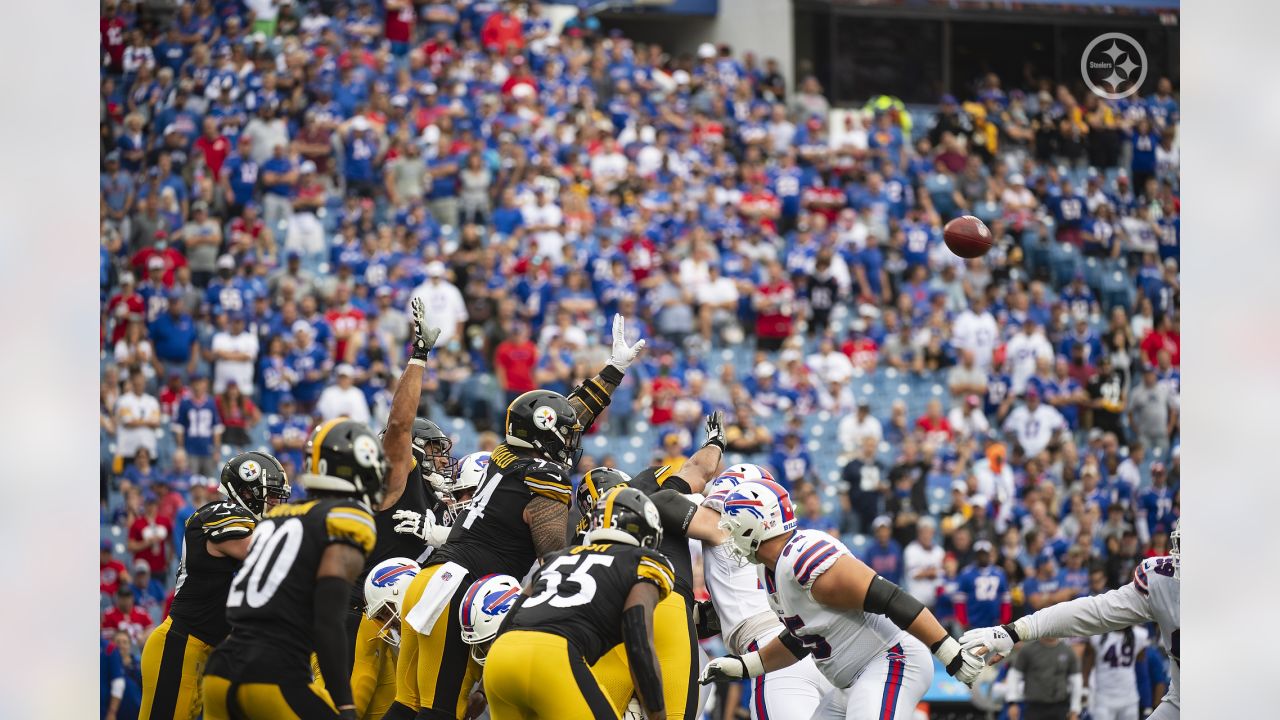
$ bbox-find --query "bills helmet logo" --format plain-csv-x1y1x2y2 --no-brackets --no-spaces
481,587,521,617
371,563,418,587
532,406,558,430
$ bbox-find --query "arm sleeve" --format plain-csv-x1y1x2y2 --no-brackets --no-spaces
524,460,572,505
1017,579,1151,641
313,576,355,707
1068,672,1083,713
325,504,378,556
566,364,624,432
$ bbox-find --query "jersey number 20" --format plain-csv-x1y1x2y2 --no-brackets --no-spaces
226,518,304,609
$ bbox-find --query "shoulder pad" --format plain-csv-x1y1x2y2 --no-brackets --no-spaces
1132,556,1176,596
634,547,675,599
324,500,377,556
197,501,257,542
785,531,844,589
524,459,571,505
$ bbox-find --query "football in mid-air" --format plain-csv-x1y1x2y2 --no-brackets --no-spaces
943,215,993,258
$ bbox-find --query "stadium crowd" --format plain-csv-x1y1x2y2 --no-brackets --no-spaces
99,0,1179,716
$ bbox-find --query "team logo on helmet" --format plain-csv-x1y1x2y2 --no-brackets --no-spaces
723,492,767,519
371,563,418,588
238,460,262,481
481,587,520,617
532,406,558,430
353,434,381,467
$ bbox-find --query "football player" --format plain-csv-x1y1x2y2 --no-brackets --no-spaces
456,573,523,718
387,315,645,720
576,411,729,720
356,558,421,720
961,523,1180,719
702,480,985,719
139,451,290,720
202,419,387,720
483,487,675,720
348,299,453,718
1082,626,1149,720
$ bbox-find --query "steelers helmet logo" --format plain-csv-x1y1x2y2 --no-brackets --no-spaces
239,460,262,481
532,406,558,430
353,434,381,467
643,501,660,531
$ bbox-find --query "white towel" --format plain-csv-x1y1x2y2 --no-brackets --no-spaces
404,561,468,634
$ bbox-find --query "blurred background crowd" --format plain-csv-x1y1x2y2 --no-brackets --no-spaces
99,0,1179,717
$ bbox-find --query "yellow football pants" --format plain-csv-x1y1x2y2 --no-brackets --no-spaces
351,614,398,719
394,563,481,718
139,616,214,720
202,674,341,719
483,630,620,720
591,591,698,719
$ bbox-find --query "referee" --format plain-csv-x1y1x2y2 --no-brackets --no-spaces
1005,637,1084,720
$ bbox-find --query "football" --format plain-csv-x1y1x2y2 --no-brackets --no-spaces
943,215,994,258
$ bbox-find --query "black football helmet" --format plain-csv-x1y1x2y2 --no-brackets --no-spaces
504,390,583,466
411,418,455,470
585,486,663,550
301,418,389,509
576,466,633,519
220,451,291,520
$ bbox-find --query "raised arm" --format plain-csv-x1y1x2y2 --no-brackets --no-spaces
381,298,440,510
566,314,645,431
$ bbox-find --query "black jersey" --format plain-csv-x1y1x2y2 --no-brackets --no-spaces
427,443,572,580
207,498,377,684
506,542,675,664
167,500,256,646
629,465,696,603
350,462,446,609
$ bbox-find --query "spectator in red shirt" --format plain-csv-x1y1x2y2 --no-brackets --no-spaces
754,261,796,352
101,0,128,74
842,328,881,371
194,116,231,181
494,322,538,405
105,272,146,345
481,3,525,52
324,284,367,362
127,494,173,576
100,539,129,597
129,232,186,288
102,585,152,644
915,398,955,443
1140,313,1180,367
740,175,781,234
384,0,416,55
648,366,683,426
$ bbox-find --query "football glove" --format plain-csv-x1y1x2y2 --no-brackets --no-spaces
702,410,727,452
698,652,764,685
933,636,985,687
692,599,721,640
959,624,1017,663
607,314,646,373
410,297,442,363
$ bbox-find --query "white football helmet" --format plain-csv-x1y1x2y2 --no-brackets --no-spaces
717,479,798,565
459,573,522,665
701,463,776,512
363,557,420,646
1169,520,1180,579
448,451,492,518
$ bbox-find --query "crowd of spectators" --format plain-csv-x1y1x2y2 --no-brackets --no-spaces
100,0,1179,714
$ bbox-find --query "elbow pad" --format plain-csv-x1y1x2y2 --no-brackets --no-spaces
778,629,813,660
649,489,696,537
863,574,926,630
622,605,664,716
313,576,355,708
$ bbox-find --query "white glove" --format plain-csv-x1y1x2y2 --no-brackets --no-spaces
697,651,764,685
933,636,985,688
409,297,442,363
607,314,646,373
960,625,1017,664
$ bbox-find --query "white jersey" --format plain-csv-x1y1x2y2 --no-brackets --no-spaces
761,530,906,689
703,540,779,654
1022,556,1179,713
1089,625,1149,710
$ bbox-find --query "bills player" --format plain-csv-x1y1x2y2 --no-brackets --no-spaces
701,480,984,719
962,523,1180,718
1083,626,1149,720
700,466,835,720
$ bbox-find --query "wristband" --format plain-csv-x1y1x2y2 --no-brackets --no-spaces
600,363,625,385
407,358,427,368
740,650,766,678
1002,622,1022,643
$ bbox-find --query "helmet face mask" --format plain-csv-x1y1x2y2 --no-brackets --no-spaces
717,480,798,566
1169,522,1180,579
446,452,492,519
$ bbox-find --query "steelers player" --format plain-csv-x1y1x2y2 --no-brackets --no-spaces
348,298,453,719
139,451,290,719
386,314,646,720
202,419,386,720
483,487,674,720
581,411,728,719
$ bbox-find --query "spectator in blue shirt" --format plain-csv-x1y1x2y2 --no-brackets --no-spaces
127,560,167,620
795,487,838,535
172,375,222,478
768,430,813,489
954,540,1011,629
148,296,198,372
864,516,904,585
259,142,297,230
100,631,143,720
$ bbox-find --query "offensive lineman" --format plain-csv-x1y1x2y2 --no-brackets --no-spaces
139,451,291,719
349,299,454,718
387,315,646,720
702,480,985,719
961,524,1181,719
483,487,675,720
202,419,387,719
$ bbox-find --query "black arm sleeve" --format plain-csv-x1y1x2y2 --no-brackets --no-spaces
778,629,813,660
649,489,697,537
862,574,927,631
313,576,355,707
622,605,665,717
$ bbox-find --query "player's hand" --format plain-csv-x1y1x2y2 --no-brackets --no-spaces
410,297,442,362
960,625,1016,664
702,410,727,452
464,689,487,720
607,314,646,372
692,599,721,640
698,652,763,684
933,636,984,687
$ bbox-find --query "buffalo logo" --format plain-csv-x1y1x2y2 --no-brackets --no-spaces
532,406,558,430
372,564,418,587
482,586,521,617
238,460,262,481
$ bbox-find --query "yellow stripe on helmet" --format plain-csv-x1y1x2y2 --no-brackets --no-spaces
308,417,347,476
